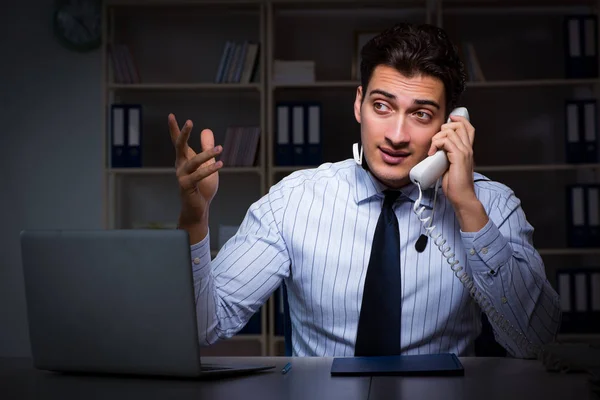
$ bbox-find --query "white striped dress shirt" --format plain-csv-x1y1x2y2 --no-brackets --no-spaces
190,159,561,358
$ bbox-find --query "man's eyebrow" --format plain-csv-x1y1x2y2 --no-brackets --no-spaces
414,99,440,110
368,89,440,110
369,89,396,99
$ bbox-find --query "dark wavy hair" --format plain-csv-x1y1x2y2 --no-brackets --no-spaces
359,22,467,114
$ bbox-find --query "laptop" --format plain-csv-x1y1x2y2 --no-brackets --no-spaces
19,229,275,379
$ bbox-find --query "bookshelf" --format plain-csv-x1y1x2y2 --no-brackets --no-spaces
434,0,600,343
102,0,600,357
101,0,268,356
264,0,600,355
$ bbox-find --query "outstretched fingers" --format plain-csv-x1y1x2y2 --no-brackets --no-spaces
169,115,194,162
178,160,223,192
179,146,223,175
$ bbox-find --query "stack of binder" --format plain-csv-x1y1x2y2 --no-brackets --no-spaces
566,184,599,248
219,126,261,167
556,267,600,333
564,15,598,79
111,104,142,168
275,101,322,166
565,100,598,164
108,44,140,84
214,40,260,84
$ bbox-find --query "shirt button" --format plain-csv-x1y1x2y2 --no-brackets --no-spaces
193,257,201,265
469,249,475,255
501,297,507,304
481,247,488,255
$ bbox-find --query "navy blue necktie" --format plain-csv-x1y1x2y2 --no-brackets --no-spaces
355,190,402,356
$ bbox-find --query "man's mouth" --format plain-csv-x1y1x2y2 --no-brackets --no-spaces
379,147,410,165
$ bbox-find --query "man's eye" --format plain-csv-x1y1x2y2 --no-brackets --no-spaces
374,102,390,112
415,111,431,120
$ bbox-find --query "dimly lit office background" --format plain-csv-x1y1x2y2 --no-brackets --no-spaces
1,0,599,359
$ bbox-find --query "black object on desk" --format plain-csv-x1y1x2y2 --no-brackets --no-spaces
330,353,464,377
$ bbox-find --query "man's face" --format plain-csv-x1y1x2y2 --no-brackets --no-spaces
353,65,446,189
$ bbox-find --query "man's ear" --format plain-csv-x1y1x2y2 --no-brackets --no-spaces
354,85,363,124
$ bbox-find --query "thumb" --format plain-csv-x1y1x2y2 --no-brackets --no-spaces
200,128,216,165
200,128,215,151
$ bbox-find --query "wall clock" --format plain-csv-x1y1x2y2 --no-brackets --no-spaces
53,0,102,52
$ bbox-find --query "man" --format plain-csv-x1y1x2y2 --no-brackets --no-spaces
168,23,561,358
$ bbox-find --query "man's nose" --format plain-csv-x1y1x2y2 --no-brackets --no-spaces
385,117,410,145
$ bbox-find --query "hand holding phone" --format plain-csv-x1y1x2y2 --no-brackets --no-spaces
408,106,540,359
409,107,470,190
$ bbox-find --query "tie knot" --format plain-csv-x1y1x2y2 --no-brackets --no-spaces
383,190,401,208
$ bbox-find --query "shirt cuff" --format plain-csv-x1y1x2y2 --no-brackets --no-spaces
190,230,212,276
460,218,512,274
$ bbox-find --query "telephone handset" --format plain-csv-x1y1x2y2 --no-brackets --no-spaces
407,106,542,359
409,107,470,190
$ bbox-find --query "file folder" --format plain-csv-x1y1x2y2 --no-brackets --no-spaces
292,105,305,165
565,15,598,79
275,101,322,166
565,100,598,163
588,185,599,245
565,101,584,163
306,103,322,165
275,104,292,166
126,105,142,168
331,353,464,377
583,102,598,162
111,104,142,168
566,185,588,247
110,105,126,168
557,267,600,334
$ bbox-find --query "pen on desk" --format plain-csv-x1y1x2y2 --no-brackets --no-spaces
281,362,292,374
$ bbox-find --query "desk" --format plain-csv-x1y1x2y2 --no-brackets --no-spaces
0,357,595,400
0,357,369,400
369,357,596,400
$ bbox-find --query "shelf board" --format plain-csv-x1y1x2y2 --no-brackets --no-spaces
441,5,596,16
108,83,262,91
272,80,359,89
466,78,600,88
538,248,600,256
475,163,600,172
108,167,263,174
106,0,262,7
273,5,427,16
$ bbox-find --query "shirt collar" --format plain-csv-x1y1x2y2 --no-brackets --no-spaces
353,163,437,209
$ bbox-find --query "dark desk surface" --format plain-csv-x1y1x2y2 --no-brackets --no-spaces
369,357,596,400
0,356,595,400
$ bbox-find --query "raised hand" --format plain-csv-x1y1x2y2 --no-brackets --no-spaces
168,113,223,241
